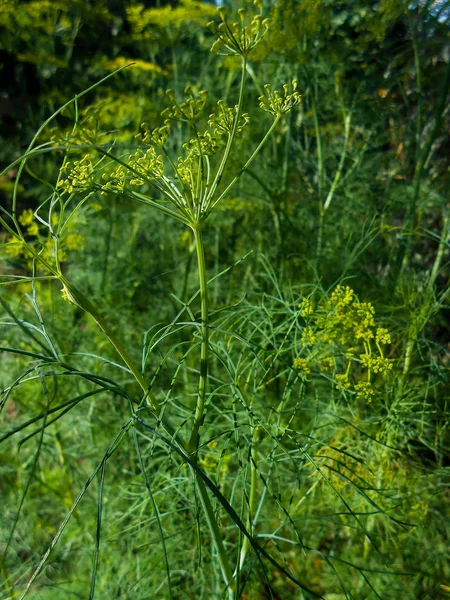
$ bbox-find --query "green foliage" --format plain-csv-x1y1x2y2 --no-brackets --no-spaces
1,1,450,599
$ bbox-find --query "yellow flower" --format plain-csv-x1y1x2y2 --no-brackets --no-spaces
293,357,311,376
299,297,314,316
336,374,351,390
19,208,34,227
354,382,374,401
376,328,391,345
64,233,84,251
330,285,354,307
58,154,94,194
27,221,39,237
371,356,393,374
318,356,335,372
301,327,316,346
5,241,24,258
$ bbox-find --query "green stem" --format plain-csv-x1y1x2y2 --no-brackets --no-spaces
0,562,13,599
129,190,190,225
184,227,234,597
188,226,209,452
281,105,293,195
194,475,235,599
311,83,324,199
322,111,351,213
236,426,261,576
428,212,450,288
409,11,422,169
311,84,324,262
317,110,351,262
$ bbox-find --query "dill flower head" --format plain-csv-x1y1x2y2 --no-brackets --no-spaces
209,1,270,58
208,100,250,137
299,297,314,316
293,357,311,377
57,154,94,194
162,87,208,124
259,80,302,117
295,285,395,402
19,209,39,237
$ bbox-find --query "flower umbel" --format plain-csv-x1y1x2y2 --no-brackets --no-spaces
57,154,94,194
209,1,270,58
208,100,250,137
295,286,395,402
162,87,208,124
128,148,164,185
259,80,302,117
136,121,171,148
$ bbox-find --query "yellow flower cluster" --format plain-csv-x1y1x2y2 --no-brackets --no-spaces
376,327,391,345
208,100,250,137
101,166,126,194
354,382,375,401
5,241,24,259
293,286,394,402
19,209,39,237
321,285,376,345
177,151,198,187
360,353,393,375
57,155,94,194
64,233,84,251
98,145,164,193
184,132,220,157
102,56,164,75
136,121,171,148
209,1,270,58
298,297,314,316
259,80,302,117
293,357,311,377
336,373,351,390
301,327,316,347
128,148,164,186
162,87,208,124
126,0,216,39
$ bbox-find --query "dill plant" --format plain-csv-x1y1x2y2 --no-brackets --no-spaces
0,3,310,599
2,2,448,599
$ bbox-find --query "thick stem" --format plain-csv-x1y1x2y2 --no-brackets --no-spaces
185,228,234,596
195,475,235,600
188,226,209,452
237,426,261,574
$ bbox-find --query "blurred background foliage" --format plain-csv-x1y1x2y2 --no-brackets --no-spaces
1,0,450,598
